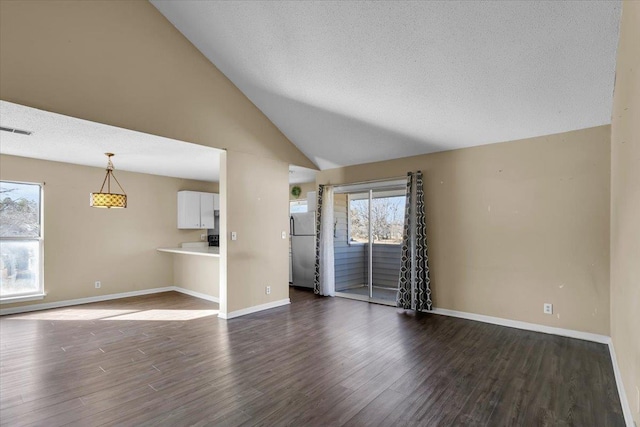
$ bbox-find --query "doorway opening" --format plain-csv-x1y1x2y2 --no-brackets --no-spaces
333,179,406,306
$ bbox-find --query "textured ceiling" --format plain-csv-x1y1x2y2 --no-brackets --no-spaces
0,101,222,182
0,101,314,184
152,0,621,170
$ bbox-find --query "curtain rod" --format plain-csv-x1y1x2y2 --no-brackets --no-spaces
321,175,409,188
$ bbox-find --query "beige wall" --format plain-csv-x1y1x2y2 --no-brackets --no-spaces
221,150,290,315
173,255,219,300
610,1,640,423
0,154,217,308
317,126,611,335
0,0,314,169
0,0,316,317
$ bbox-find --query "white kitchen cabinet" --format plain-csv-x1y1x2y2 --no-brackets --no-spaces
200,193,215,229
177,191,219,229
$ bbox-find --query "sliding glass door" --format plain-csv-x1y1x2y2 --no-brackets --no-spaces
369,188,405,303
333,182,405,306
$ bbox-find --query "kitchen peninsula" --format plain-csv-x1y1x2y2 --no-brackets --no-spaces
157,246,220,257
157,244,220,302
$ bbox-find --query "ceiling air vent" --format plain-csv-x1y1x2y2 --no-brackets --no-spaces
0,126,33,136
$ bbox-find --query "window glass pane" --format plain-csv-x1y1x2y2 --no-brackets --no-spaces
349,198,369,243
290,201,308,214
371,195,405,244
348,191,405,245
0,240,40,297
0,181,41,238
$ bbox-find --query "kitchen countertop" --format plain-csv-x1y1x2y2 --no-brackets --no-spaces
157,246,220,258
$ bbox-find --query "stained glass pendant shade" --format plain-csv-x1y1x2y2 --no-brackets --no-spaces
90,153,127,208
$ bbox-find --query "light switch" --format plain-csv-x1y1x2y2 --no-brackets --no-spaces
231,231,237,241
281,231,287,239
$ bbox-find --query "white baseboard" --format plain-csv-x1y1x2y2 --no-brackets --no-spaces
219,298,290,320
607,340,635,426
172,287,219,303
0,287,175,316
1,289,288,322
430,307,633,426
0,286,221,316
1,290,632,424
430,307,610,343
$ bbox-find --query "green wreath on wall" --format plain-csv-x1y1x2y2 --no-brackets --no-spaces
291,185,302,199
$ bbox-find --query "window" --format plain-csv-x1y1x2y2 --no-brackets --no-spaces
348,190,405,245
0,181,43,300
290,200,308,214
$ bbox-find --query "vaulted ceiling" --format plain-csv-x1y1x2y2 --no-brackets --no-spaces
152,0,621,170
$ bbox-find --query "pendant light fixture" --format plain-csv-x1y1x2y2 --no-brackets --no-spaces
90,153,127,208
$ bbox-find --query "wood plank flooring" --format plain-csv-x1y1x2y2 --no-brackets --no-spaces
0,288,625,426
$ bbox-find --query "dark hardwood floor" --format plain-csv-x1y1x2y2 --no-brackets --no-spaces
0,288,625,426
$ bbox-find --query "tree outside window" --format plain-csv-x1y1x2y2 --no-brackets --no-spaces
349,195,405,244
0,181,43,299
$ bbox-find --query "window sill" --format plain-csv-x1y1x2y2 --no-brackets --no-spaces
0,293,47,305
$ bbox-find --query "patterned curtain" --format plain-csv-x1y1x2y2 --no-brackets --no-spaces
397,171,433,310
397,173,413,308
414,172,432,310
319,186,335,296
314,185,323,294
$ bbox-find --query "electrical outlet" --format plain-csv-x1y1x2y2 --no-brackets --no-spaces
266,286,271,295
543,303,553,314
231,231,237,241
200,233,207,241
95,281,101,289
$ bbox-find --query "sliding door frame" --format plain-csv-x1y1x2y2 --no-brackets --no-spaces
333,179,406,306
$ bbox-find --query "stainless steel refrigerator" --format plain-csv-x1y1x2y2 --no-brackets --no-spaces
290,212,316,289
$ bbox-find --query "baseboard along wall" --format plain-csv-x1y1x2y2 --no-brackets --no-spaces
0,286,216,316
218,299,291,320
428,307,632,426
0,288,631,425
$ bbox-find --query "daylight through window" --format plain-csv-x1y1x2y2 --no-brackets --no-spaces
0,181,43,299
290,200,308,214
348,192,405,245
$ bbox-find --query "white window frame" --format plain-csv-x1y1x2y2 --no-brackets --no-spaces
0,180,45,303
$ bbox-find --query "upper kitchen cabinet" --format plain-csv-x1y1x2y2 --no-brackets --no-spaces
177,191,219,229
